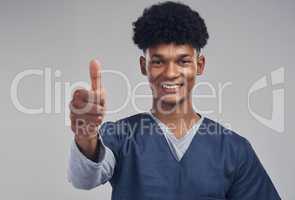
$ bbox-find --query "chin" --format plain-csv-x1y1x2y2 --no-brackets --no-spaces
160,95,185,106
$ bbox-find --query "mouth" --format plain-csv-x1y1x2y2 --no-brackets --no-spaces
160,82,184,93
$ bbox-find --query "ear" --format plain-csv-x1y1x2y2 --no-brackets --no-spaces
196,55,205,76
140,56,147,76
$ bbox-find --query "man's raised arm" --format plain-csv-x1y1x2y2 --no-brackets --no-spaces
67,59,116,190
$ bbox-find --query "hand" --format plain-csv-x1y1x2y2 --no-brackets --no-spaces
70,59,106,158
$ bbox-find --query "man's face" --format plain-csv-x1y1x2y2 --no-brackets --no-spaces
140,43,205,107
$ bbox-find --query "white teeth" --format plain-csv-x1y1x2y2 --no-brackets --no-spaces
162,84,180,89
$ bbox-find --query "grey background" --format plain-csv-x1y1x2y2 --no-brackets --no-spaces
0,0,294,199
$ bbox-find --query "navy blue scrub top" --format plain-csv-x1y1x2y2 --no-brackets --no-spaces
100,113,281,200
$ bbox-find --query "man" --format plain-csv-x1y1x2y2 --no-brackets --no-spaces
68,1,281,199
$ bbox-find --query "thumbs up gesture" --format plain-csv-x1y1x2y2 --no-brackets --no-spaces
70,59,106,159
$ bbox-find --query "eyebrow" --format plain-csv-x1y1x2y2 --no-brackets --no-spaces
151,53,193,59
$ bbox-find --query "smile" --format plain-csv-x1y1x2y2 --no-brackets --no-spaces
161,82,184,89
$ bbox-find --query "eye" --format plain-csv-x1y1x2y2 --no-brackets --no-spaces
151,60,163,65
179,59,192,65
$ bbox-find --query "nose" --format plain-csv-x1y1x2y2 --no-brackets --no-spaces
164,62,180,79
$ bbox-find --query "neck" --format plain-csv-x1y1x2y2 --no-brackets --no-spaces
151,97,201,138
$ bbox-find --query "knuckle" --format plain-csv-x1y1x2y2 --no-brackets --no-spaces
72,99,82,109
73,89,86,100
73,89,81,99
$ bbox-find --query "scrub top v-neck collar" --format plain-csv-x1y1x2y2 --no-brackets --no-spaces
147,112,204,162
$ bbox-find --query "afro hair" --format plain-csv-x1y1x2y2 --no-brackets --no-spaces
132,1,209,52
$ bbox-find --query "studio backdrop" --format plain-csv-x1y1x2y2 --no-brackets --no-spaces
0,0,294,199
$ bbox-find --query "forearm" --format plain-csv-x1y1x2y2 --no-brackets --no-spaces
75,135,99,162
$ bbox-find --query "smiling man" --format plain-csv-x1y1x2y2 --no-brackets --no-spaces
68,1,281,199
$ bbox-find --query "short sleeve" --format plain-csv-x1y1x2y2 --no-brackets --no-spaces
227,139,281,200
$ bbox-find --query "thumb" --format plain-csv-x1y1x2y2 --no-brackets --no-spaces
89,59,102,91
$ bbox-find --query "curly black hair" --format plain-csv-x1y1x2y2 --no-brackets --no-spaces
132,1,209,52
